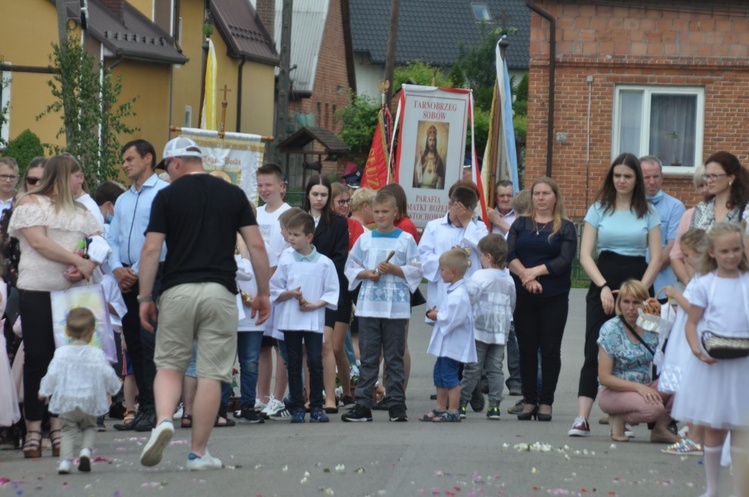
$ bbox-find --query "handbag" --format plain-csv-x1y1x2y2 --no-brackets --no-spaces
50,283,117,363
700,272,749,360
701,331,749,359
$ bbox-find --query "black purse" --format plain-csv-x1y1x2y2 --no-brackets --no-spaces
701,331,749,359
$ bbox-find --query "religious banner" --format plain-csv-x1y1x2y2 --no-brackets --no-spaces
177,127,264,203
393,85,472,228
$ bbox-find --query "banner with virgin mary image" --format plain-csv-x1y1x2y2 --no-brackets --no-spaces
393,86,471,228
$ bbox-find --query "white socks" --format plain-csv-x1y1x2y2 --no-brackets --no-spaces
702,445,722,497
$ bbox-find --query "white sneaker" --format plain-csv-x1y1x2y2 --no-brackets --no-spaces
140,421,175,467
269,406,292,421
78,448,92,472
173,403,184,420
186,450,223,471
625,423,635,438
58,459,72,474
254,399,268,413
262,398,286,418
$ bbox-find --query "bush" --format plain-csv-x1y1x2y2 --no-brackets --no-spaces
4,129,45,171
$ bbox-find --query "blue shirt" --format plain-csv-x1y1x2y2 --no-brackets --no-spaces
584,202,660,258
106,173,169,272
647,191,686,294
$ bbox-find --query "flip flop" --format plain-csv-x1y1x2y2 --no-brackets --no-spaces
214,416,236,427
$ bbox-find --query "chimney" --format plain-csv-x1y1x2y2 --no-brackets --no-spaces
255,0,276,40
100,0,125,21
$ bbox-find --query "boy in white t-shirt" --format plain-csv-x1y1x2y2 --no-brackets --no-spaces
255,163,292,418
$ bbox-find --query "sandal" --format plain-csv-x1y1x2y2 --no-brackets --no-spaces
661,438,703,455
433,410,461,423
181,414,192,429
50,429,61,457
123,410,137,425
23,430,42,459
419,409,444,422
214,415,236,427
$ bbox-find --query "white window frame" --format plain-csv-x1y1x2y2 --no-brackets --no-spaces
471,3,492,22
612,85,705,177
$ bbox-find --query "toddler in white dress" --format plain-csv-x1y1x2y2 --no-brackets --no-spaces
39,308,121,474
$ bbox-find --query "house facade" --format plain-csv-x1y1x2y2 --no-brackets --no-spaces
0,0,277,170
525,0,749,219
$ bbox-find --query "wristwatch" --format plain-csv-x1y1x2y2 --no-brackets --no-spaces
136,295,153,303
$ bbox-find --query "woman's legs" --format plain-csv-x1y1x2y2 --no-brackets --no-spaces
322,326,337,409
538,294,568,409
332,321,351,400
514,294,540,407
256,345,273,404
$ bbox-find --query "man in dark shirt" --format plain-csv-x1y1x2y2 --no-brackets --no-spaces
137,137,270,471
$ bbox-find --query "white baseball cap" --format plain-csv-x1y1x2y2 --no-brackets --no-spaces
156,136,203,170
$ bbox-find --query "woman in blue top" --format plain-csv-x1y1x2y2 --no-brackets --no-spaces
508,177,577,422
596,279,677,444
569,153,662,438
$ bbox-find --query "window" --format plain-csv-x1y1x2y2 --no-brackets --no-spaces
472,3,492,22
613,85,704,174
316,102,321,127
0,69,10,144
184,105,192,128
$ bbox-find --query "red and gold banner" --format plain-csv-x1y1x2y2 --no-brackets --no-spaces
361,108,390,190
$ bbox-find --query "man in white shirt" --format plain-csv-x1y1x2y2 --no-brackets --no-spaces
487,180,515,238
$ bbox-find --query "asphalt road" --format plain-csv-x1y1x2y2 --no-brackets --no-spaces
0,288,724,497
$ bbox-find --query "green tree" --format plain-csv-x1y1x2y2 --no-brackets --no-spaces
0,56,8,149
393,61,450,93
335,93,380,159
36,35,138,185
5,129,45,171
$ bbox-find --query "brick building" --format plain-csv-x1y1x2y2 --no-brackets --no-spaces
525,1,749,220
253,0,355,186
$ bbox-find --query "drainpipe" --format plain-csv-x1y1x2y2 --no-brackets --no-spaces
236,56,246,132
525,0,556,178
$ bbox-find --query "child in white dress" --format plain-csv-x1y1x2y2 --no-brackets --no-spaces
422,248,476,423
39,308,122,474
458,234,515,420
658,228,706,455
671,222,749,497
270,212,339,423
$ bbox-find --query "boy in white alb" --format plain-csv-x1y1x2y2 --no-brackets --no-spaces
255,163,292,419
270,212,339,424
342,190,423,423
458,234,515,420
419,185,488,324
422,248,477,423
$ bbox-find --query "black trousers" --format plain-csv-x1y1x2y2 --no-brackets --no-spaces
514,292,569,406
19,290,56,421
578,251,648,399
120,283,156,413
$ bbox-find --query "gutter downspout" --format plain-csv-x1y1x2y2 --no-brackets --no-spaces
236,56,246,132
525,0,556,178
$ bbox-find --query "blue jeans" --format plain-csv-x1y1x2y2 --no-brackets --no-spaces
236,332,264,409
284,331,324,411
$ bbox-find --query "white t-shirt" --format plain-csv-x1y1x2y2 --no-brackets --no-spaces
256,202,291,267
77,193,104,230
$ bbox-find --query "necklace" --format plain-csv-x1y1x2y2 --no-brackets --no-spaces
533,219,550,236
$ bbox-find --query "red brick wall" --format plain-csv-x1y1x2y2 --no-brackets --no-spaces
287,0,351,179
99,0,125,20
255,0,275,40
527,1,749,220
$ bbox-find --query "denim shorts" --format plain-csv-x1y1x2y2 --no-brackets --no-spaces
433,356,461,389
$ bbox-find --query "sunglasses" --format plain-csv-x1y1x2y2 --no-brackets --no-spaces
26,177,42,186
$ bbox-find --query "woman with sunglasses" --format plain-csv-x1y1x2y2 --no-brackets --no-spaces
20,158,47,193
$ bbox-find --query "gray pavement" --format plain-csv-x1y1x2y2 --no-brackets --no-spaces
0,288,721,497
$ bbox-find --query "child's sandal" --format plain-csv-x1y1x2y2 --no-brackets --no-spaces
22,430,42,459
433,411,461,423
50,429,61,457
419,409,444,422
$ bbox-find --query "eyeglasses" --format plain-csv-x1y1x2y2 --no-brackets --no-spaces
25,177,41,186
0,174,18,182
336,199,351,206
702,173,727,181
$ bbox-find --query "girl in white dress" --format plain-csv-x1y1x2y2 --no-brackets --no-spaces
671,222,749,497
